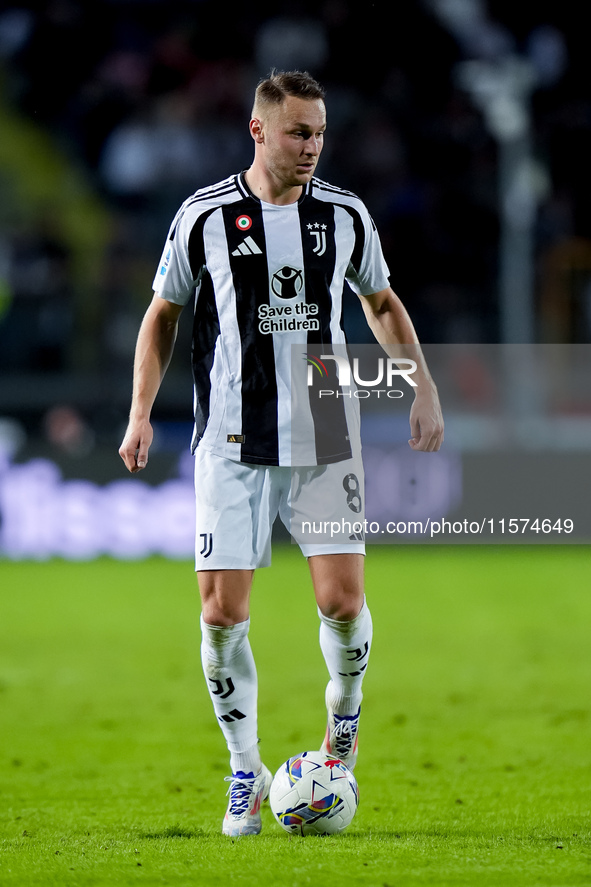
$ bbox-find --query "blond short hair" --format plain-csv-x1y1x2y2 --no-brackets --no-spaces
252,70,325,118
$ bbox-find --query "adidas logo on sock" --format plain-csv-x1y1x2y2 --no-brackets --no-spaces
232,236,263,257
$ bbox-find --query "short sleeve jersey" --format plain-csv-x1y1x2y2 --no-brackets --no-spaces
153,171,390,467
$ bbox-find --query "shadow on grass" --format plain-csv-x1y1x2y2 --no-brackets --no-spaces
139,825,205,840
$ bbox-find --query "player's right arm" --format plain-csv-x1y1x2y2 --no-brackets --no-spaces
119,294,184,473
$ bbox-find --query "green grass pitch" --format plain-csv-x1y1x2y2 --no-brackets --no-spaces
1,546,590,886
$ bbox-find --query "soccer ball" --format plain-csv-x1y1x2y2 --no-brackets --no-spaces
269,750,359,836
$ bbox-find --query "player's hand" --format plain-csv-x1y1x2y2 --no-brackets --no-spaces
408,387,444,452
119,420,153,472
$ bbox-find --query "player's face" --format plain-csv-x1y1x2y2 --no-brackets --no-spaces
260,96,326,189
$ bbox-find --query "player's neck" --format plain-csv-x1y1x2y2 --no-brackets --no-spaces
243,166,302,206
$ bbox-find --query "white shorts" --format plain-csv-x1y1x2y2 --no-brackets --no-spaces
194,447,366,570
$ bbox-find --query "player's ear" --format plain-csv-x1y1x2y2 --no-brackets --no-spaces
250,117,264,143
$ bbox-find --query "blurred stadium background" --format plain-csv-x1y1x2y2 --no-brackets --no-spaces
0,0,589,559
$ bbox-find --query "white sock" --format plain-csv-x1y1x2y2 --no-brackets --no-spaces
200,616,261,774
318,599,372,715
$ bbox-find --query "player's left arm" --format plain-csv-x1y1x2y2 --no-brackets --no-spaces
359,286,444,452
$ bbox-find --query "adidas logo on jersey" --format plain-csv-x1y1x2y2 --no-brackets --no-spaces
232,236,263,257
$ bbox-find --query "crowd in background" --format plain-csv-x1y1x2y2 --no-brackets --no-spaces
0,0,588,443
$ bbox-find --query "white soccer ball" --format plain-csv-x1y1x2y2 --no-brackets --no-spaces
269,750,359,836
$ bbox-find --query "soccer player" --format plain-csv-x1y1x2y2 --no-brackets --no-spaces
119,71,443,836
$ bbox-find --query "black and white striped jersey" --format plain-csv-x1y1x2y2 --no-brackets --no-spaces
152,171,390,466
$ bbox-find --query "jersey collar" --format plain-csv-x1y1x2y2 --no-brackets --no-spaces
238,170,311,205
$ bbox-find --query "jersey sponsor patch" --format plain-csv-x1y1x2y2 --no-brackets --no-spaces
159,248,171,275
257,302,320,334
227,434,245,443
271,266,304,299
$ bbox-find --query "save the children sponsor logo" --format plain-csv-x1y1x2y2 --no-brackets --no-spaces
271,266,304,299
258,300,320,334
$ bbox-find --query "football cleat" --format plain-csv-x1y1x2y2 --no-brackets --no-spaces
222,764,273,836
321,689,360,772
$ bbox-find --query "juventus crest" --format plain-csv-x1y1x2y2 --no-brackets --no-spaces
307,222,327,256
199,532,213,558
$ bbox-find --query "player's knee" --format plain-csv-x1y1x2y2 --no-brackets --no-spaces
197,570,252,626
201,598,248,627
318,593,364,622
